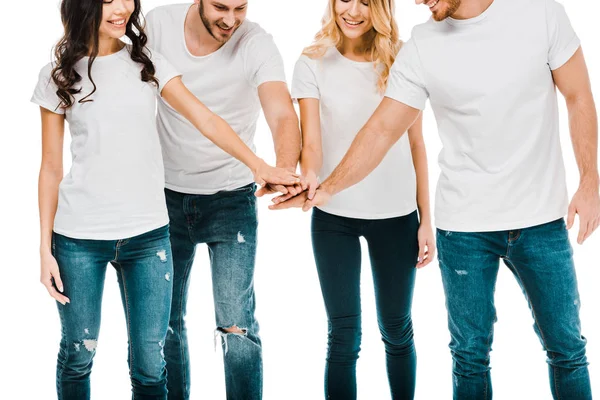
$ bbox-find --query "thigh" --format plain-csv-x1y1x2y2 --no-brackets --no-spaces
116,226,174,347
364,211,419,320
203,188,259,328
437,230,501,342
165,189,197,316
311,209,362,321
52,233,110,344
507,219,584,349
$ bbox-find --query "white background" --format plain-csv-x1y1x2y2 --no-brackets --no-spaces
0,0,598,399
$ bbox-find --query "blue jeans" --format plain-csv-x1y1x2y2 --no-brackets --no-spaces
52,225,173,400
437,218,591,400
311,208,419,400
164,184,262,400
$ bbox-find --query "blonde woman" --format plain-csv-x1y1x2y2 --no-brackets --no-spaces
271,0,434,398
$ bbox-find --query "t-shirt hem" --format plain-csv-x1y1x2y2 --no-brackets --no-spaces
158,73,182,94
256,75,287,88
291,92,320,103
435,211,566,233
383,92,426,111
549,36,580,70
31,97,65,115
165,179,255,195
53,218,169,241
317,205,418,221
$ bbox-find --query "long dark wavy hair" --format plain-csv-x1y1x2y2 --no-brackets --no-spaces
51,0,158,108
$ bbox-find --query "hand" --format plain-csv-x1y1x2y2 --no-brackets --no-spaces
416,223,436,268
252,160,300,188
40,250,70,305
255,167,304,198
567,182,600,244
268,191,309,210
272,170,319,204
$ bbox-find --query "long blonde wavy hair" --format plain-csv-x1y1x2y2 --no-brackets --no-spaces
302,0,401,93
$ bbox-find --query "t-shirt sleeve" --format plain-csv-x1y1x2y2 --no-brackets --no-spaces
243,32,287,88
149,49,182,95
291,56,319,101
546,0,580,70
384,39,428,111
31,63,65,114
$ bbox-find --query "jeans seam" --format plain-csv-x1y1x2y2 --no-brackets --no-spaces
118,264,135,378
178,255,195,395
505,257,558,398
57,306,67,400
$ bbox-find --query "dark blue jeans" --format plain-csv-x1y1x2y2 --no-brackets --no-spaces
437,218,591,400
311,208,419,400
52,225,173,400
164,184,262,400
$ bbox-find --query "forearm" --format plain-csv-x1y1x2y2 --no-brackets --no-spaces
568,94,599,188
38,168,62,254
411,142,432,224
272,115,301,170
198,113,262,171
300,145,322,177
321,123,402,196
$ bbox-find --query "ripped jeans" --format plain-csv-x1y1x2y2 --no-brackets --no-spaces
164,184,262,400
52,225,173,400
437,218,591,400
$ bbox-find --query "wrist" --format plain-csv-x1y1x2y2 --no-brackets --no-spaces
319,180,336,196
580,173,600,190
248,156,264,176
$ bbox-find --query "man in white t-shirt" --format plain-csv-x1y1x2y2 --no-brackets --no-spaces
274,0,598,398
145,1,301,398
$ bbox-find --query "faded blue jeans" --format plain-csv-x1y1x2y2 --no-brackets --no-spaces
164,184,262,400
437,218,591,400
52,225,173,400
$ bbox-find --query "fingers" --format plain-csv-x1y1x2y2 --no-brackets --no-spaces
268,194,307,210
42,276,70,305
308,181,317,200
566,204,576,230
267,170,301,186
417,242,426,268
271,184,289,195
255,185,270,197
299,176,308,191
577,217,588,244
272,192,295,204
302,198,316,212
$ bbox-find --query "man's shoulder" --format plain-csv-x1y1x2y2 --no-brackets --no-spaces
235,19,272,46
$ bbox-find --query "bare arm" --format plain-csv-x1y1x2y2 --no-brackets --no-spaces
408,113,435,267
553,47,600,243
161,77,299,187
408,113,431,225
319,97,421,196
258,81,302,170
38,108,69,304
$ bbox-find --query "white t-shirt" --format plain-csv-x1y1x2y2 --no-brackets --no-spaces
31,46,180,240
292,48,417,219
145,4,287,194
385,0,580,232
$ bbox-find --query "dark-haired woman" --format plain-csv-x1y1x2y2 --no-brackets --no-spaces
32,1,298,399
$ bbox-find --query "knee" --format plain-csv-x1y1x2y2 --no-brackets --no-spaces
327,316,362,361
215,324,261,356
131,340,168,384
547,340,588,370
380,315,415,355
59,338,98,377
449,335,492,376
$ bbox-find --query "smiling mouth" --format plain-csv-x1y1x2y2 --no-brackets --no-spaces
108,19,126,26
426,0,440,9
342,17,364,26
